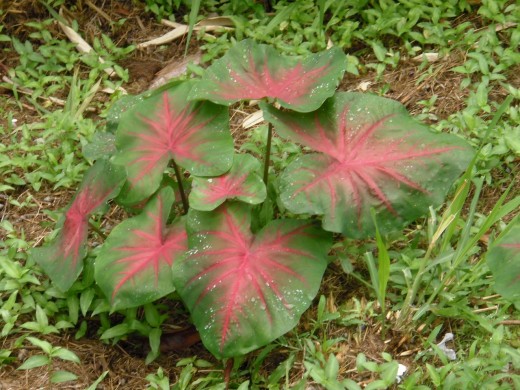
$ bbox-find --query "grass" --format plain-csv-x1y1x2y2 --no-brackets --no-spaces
1,0,519,388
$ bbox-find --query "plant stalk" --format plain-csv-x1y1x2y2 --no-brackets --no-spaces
263,122,273,185
397,241,435,328
89,221,106,240
171,159,189,215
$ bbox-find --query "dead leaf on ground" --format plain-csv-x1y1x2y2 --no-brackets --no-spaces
149,52,202,89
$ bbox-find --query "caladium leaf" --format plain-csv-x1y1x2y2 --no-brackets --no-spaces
188,39,346,112
189,154,266,211
106,92,147,133
173,202,331,358
487,219,520,307
114,81,233,204
82,132,116,160
261,93,474,237
95,187,187,310
31,159,125,292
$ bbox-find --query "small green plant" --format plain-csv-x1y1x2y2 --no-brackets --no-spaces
305,352,355,390
146,367,171,390
17,336,80,384
356,352,400,389
30,39,474,361
144,0,183,20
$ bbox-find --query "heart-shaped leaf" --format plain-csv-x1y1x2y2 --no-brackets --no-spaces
31,159,124,291
261,93,474,237
114,81,234,204
188,39,346,112
82,132,116,160
189,154,266,211
173,202,331,358
95,187,187,310
106,92,147,133
487,219,520,307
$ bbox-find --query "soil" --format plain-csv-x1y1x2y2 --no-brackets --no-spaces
0,1,518,389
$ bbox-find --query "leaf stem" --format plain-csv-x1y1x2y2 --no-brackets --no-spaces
171,159,189,215
263,121,273,185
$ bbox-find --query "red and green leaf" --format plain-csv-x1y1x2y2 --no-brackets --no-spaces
95,187,187,310
189,154,266,211
188,39,346,112
114,81,234,204
261,93,474,237
173,202,331,358
31,159,125,292
487,219,520,307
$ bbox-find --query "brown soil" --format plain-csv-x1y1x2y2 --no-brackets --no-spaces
1,1,518,389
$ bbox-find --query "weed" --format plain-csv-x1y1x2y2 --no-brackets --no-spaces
17,336,80,384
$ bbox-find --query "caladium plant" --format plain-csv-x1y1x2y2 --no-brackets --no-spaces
31,40,475,361
486,218,520,308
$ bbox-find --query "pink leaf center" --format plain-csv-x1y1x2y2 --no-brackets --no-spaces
200,173,253,204
111,198,187,299
188,211,313,351
287,109,457,219
125,93,211,186
217,54,328,104
60,183,113,265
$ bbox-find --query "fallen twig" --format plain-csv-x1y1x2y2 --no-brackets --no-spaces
472,305,498,313
85,0,113,24
242,110,264,129
137,25,189,48
2,75,66,106
149,52,202,89
2,75,101,112
412,52,441,63
499,320,520,326
139,19,234,49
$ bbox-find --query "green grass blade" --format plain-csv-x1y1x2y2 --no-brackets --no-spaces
371,209,390,313
86,370,109,390
460,190,518,258
184,0,201,56
38,0,71,27
439,178,472,254
364,252,380,303
264,3,297,36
